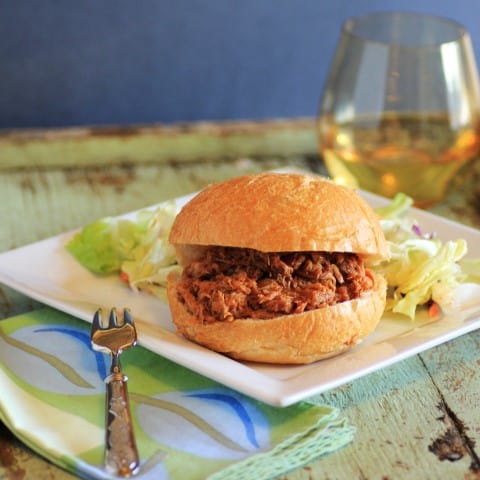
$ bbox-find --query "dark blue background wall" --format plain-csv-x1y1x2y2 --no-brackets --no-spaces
1,1,480,129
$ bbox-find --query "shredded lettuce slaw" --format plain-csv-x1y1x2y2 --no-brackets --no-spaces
373,193,480,319
66,202,181,299
66,194,479,320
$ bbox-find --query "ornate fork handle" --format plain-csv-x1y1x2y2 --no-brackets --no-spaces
104,353,139,477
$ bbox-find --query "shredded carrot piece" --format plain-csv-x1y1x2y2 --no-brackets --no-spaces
428,302,441,318
120,271,129,283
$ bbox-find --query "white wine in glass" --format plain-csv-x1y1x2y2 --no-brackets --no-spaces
318,12,480,207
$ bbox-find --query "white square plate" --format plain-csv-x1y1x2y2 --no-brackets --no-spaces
1,191,480,406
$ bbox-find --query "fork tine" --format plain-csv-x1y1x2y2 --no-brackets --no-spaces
108,308,118,328
123,308,137,346
123,308,134,326
91,308,103,334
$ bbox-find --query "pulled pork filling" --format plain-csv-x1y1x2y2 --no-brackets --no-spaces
176,246,375,324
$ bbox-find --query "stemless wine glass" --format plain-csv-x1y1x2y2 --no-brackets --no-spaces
317,12,480,207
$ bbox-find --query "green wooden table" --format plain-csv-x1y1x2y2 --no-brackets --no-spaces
1,119,479,479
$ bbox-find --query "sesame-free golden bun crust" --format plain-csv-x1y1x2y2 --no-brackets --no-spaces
169,172,389,263
167,271,387,364
167,172,389,364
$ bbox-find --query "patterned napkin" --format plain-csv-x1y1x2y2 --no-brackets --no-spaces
0,308,354,480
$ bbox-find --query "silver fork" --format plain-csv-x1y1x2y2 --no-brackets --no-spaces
91,307,140,477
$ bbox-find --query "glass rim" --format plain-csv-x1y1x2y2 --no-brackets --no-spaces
343,11,468,47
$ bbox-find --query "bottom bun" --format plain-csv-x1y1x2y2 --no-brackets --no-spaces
167,272,387,364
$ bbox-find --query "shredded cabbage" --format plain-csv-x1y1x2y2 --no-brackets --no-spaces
373,193,469,320
66,202,181,297
119,204,181,295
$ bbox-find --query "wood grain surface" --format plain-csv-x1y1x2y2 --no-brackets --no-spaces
1,119,479,480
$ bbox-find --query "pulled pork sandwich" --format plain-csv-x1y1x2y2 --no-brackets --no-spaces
167,172,389,364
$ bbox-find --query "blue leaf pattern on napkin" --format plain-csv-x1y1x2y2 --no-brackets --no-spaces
184,392,260,449
136,388,270,460
35,326,108,380
0,324,104,394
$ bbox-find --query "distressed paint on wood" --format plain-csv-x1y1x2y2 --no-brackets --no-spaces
0,119,318,169
0,156,322,251
310,347,480,479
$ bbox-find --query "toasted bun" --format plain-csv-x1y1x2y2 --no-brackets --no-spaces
169,172,389,264
167,271,387,364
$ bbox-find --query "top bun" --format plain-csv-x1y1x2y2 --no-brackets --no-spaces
169,172,389,262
